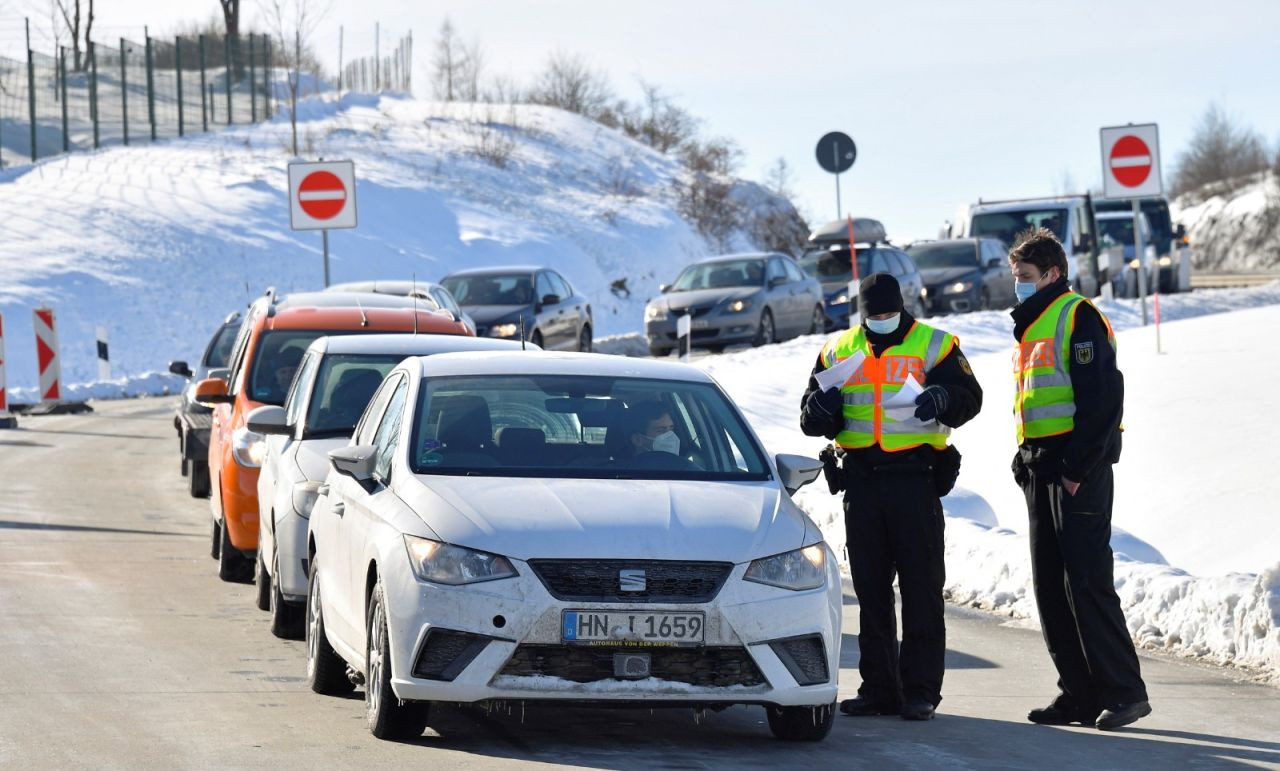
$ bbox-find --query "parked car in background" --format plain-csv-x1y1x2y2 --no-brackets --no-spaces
170,312,242,498
798,218,925,328
907,238,1014,313
247,334,531,639
644,252,824,355
305,351,839,741
963,195,1100,297
441,266,593,351
326,280,477,334
1093,196,1188,293
1095,210,1158,298
192,292,471,584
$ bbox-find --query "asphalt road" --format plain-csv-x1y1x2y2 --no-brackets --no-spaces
1,398,1277,769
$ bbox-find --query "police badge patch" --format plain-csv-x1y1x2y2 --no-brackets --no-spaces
1073,341,1094,365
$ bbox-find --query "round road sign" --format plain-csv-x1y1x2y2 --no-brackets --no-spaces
1108,135,1153,188
297,171,348,220
816,131,857,174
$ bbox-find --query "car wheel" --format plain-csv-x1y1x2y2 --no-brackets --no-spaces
647,344,672,358
366,578,431,740
270,549,304,640
809,306,825,334
217,514,254,583
189,461,210,498
530,330,543,348
254,550,271,611
306,560,355,696
578,325,592,353
210,518,221,560
753,309,775,347
766,702,835,742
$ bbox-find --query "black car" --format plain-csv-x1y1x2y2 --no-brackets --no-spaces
441,266,593,351
169,312,242,497
908,238,1013,313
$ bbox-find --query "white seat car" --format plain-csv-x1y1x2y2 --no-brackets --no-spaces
247,334,531,638
304,351,839,741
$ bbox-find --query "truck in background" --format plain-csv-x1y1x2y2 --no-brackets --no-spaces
1093,196,1191,293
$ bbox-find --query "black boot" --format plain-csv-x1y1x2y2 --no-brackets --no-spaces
900,701,936,721
839,696,900,717
1028,701,1099,726
1096,701,1151,731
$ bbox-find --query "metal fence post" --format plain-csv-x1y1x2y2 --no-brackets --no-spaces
264,36,272,119
145,35,156,141
248,33,257,123
224,34,233,125
60,46,70,152
120,38,129,145
89,41,99,149
198,35,208,132
27,43,37,161
176,37,184,137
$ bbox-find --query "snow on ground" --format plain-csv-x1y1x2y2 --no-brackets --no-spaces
0,92,779,394
695,285,1280,681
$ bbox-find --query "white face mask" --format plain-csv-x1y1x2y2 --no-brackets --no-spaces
865,314,900,335
650,430,680,455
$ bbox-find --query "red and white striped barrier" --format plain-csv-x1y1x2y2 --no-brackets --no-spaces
33,307,62,403
0,312,14,428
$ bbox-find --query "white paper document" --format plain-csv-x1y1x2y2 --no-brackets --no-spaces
815,351,866,392
882,374,929,423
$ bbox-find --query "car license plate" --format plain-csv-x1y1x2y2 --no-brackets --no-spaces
562,610,705,646
692,319,711,329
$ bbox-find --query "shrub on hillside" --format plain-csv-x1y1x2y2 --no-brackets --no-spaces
1172,103,1270,199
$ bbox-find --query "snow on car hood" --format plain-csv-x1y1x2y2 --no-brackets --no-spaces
398,476,808,563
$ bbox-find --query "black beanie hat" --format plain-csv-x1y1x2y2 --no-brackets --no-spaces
859,272,903,316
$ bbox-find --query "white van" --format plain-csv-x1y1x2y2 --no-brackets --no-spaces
958,195,1100,297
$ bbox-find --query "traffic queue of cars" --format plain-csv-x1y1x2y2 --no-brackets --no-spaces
169,277,842,743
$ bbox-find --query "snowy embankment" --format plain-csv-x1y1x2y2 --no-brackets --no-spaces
697,284,1280,683
1173,171,1280,271
0,92,785,394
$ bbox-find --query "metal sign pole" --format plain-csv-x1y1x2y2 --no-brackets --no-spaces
322,229,330,287
1132,198,1148,326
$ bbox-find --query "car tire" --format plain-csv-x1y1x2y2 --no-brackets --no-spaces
766,702,835,742
254,551,271,611
189,461,210,498
210,518,221,560
306,560,355,696
366,579,431,740
579,325,592,353
647,345,672,358
753,309,775,347
270,550,304,640
217,514,254,583
809,306,825,334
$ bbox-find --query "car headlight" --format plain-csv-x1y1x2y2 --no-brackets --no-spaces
292,480,324,519
645,304,668,322
724,298,752,313
489,322,520,338
831,292,848,306
231,427,266,468
945,281,974,294
1129,258,1141,269
403,535,518,585
744,544,827,591
1158,256,1171,267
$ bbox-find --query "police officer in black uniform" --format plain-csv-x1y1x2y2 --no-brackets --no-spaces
800,273,982,721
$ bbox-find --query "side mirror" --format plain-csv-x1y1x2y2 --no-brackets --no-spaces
986,257,1003,268
768,276,787,289
246,405,291,435
194,377,234,405
659,284,670,293
329,444,377,482
1174,224,1187,240
169,360,193,378
541,293,561,306
776,453,824,495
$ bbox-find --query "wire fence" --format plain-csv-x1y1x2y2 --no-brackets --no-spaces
0,23,413,169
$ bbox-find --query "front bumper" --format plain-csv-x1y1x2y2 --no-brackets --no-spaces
645,316,757,350
922,286,980,314
380,556,841,706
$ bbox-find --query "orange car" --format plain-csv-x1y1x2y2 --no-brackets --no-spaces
195,293,471,581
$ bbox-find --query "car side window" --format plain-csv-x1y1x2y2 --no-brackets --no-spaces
766,257,787,284
782,258,805,283
284,351,319,428
355,375,400,446
885,251,905,276
430,287,459,315
372,378,409,484
535,272,557,303
869,250,891,274
549,272,573,300
225,314,257,396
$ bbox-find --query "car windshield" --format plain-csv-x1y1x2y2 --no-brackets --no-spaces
907,242,979,269
409,374,772,481
305,354,407,435
970,208,1068,246
441,274,533,306
248,330,351,406
205,323,240,368
1097,218,1138,247
670,260,764,291
797,248,872,281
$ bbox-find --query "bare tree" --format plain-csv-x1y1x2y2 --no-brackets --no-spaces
218,0,240,36
616,80,696,153
1172,103,1270,198
260,0,330,155
527,51,612,117
763,157,794,199
52,0,93,71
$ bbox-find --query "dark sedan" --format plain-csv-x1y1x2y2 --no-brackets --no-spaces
441,266,593,351
169,312,242,498
797,245,926,330
908,238,1013,313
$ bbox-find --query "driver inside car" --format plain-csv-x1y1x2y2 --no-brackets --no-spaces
627,401,679,456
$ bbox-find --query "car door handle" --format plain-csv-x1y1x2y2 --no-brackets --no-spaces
332,501,345,517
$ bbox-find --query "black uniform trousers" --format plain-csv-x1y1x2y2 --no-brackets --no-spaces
1021,462,1147,710
844,464,946,708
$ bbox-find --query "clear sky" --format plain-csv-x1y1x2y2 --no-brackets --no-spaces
5,0,1279,240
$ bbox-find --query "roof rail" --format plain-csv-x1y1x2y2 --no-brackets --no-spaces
975,194,1089,206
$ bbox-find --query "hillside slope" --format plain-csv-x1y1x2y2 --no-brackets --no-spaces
1172,171,1280,272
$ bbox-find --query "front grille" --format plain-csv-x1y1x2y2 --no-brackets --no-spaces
412,629,492,681
499,644,765,687
528,560,733,603
768,635,829,686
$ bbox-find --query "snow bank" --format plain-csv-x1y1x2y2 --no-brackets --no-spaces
7,371,184,404
1173,172,1280,272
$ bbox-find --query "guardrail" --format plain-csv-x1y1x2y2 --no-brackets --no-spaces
1190,273,1280,289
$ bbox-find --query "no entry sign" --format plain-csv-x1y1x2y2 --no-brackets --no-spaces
1100,124,1162,199
288,160,357,230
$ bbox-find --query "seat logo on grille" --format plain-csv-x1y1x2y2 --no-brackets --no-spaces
619,569,646,592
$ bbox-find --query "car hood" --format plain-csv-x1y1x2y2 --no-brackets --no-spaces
919,266,979,286
294,436,353,481
398,476,809,563
465,304,528,324
656,287,759,312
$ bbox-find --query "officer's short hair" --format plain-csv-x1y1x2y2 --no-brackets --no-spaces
1008,227,1068,277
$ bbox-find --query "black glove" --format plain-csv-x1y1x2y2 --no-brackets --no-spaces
805,386,843,420
914,385,949,422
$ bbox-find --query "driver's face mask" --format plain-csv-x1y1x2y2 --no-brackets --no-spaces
651,430,680,455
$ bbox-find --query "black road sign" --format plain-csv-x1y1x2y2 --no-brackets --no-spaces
816,132,856,174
